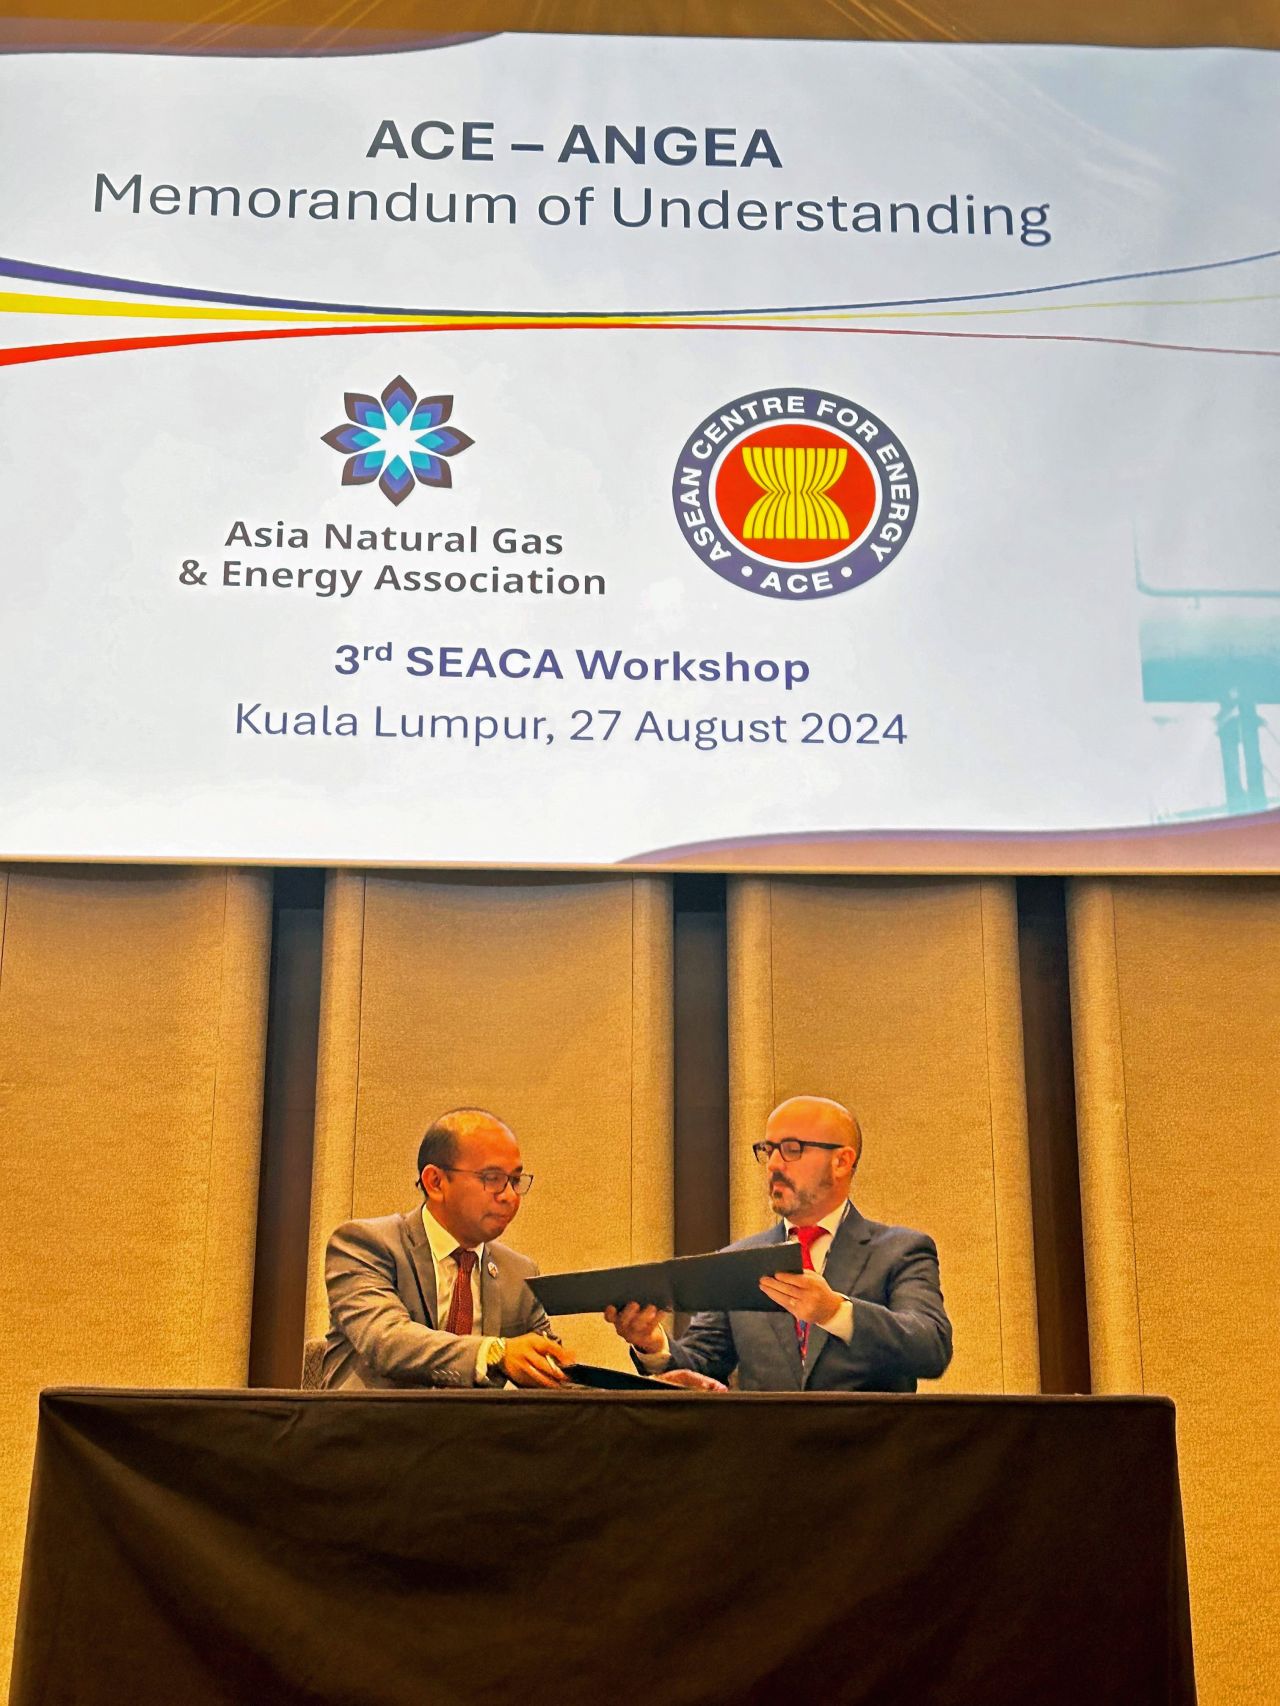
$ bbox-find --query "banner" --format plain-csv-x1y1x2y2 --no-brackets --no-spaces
2,36,1279,867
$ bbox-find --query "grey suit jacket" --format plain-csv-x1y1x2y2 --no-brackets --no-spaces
656,1207,953,1392
321,1208,553,1390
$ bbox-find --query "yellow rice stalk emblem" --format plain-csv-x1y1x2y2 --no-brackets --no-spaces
741,445,851,541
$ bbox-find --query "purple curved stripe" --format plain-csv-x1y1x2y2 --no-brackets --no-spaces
4,242,1279,323
0,254,431,317
621,805,1280,868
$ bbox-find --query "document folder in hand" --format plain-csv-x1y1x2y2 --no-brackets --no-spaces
526,1242,805,1317
564,1362,674,1392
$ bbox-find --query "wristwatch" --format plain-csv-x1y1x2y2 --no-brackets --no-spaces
484,1337,508,1379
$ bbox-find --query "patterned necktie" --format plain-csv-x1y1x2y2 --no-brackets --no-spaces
445,1247,478,1335
791,1224,830,1357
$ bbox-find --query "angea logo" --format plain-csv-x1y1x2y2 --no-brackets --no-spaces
322,376,473,507
672,387,918,601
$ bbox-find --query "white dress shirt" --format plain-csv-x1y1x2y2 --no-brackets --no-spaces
637,1199,857,1369
421,1204,497,1384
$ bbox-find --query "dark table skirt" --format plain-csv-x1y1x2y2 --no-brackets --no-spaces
9,1389,1195,1706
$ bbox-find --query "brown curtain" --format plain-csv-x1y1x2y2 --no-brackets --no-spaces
0,866,270,1688
726,877,1039,1393
1068,878,1280,1706
305,871,673,1370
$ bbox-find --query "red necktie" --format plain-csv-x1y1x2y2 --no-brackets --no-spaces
792,1224,830,1357
445,1247,478,1335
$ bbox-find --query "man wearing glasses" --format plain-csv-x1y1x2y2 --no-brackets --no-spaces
607,1094,952,1391
321,1106,576,1389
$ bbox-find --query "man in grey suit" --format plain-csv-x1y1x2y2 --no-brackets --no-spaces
607,1094,953,1392
321,1107,576,1389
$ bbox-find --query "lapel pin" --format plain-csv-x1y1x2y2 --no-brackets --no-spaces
487,1260,499,1279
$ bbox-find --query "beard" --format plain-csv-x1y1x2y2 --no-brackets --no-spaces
768,1165,834,1221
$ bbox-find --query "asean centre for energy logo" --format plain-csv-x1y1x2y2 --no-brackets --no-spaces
672,387,918,601
322,375,473,507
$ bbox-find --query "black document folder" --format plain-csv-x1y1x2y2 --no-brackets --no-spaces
526,1241,804,1317
564,1362,674,1392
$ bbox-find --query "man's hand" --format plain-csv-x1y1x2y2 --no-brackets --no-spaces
604,1301,666,1355
500,1333,575,1388
656,1369,728,1393
759,1270,845,1326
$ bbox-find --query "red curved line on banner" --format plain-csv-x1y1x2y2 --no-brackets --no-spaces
0,321,625,366
2,321,1279,368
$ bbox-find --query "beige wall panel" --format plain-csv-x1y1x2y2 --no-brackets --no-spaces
0,866,271,1701
306,872,673,1369
728,877,1039,1394
1068,878,1280,1706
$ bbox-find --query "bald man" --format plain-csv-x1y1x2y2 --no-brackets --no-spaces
321,1107,575,1390
607,1095,953,1392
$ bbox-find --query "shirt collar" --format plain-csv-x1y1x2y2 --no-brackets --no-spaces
421,1202,484,1267
784,1199,852,1242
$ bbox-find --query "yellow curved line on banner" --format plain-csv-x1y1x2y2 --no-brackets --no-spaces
777,292,1280,324
0,288,1275,330
0,292,692,327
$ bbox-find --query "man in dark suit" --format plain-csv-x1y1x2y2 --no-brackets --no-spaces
321,1107,576,1389
607,1094,953,1391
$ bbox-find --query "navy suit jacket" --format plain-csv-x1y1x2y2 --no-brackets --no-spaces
656,1206,953,1392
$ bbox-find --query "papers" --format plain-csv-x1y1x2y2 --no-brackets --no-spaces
526,1241,804,1316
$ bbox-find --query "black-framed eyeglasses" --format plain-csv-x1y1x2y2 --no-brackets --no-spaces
439,1167,534,1196
751,1140,843,1164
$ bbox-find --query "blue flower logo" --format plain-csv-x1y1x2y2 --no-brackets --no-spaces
322,376,474,506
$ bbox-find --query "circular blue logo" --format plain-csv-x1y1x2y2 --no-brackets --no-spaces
672,387,919,600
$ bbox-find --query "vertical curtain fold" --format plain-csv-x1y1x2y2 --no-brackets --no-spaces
305,873,673,1370
726,876,1039,1393
0,865,270,1695
1066,877,1280,1706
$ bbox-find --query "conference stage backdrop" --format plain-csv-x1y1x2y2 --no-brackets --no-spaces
2,36,1278,868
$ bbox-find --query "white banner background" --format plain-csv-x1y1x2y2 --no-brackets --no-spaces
1,36,1278,862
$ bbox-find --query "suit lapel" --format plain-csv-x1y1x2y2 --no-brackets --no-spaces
479,1246,502,1335
401,1209,440,1328
760,1222,805,1385
803,1204,873,1388
819,1204,874,1299
771,1310,805,1385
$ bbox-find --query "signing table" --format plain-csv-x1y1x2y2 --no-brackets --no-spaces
10,1390,1194,1706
